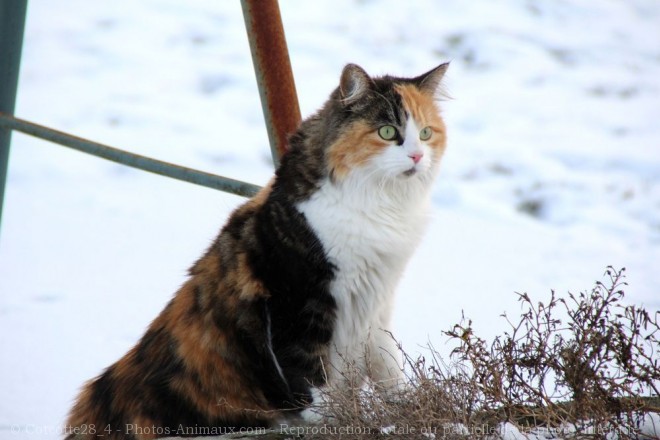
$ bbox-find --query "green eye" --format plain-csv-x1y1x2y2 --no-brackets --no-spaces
378,125,397,140
419,126,433,141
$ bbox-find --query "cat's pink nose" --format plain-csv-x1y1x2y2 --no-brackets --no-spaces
409,152,423,164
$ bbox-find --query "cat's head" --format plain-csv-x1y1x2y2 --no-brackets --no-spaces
325,63,448,184
282,63,449,200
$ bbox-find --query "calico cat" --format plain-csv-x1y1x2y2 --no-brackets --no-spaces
65,62,449,439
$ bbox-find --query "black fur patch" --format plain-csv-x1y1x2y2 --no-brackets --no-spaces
249,183,337,390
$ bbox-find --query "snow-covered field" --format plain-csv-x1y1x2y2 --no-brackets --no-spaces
1,0,658,438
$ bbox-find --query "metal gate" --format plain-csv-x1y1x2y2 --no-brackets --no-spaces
0,0,301,232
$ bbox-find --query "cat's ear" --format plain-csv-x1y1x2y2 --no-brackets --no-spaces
339,63,372,104
413,62,450,95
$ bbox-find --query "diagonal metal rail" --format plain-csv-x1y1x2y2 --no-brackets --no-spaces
0,113,261,198
0,0,300,235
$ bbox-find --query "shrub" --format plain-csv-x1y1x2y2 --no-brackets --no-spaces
309,267,660,439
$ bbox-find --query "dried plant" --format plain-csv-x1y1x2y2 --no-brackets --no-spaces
308,267,659,439
446,266,659,438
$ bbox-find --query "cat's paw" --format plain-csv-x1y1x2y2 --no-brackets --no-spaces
299,406,325,425
298,386,328,425
374,377,409,405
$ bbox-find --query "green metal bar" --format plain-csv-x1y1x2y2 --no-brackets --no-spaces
0,113,261,198
241,0,301,168
0,0,28,233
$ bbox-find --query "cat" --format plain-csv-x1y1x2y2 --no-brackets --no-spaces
65,62,449,439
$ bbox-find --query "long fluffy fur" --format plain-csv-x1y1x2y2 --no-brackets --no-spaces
65,62,449,439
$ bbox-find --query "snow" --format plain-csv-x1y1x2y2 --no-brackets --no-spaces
1,0,659,438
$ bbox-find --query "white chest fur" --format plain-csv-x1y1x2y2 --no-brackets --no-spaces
296,175,431,382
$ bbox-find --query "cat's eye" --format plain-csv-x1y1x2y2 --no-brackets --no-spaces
419,126,433,141
378,125,397,141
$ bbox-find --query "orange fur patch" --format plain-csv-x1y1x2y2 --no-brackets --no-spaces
247,178,274,208
236,253,268,300
327,121,389,180
394,84,447,153
163,282,273,420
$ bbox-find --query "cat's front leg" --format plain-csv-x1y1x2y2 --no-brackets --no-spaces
298,330,405,425
368,328,406,399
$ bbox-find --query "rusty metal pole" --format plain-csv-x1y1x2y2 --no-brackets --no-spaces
241,0,301,168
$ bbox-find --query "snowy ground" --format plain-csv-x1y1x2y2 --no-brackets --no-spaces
1,0,659,438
